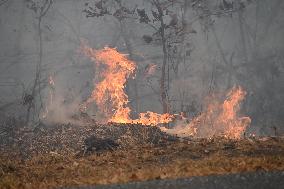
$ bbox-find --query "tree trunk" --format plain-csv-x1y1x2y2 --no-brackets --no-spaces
26,0,52,124
237,0,248,64
26,16,43,124
155,0,169,114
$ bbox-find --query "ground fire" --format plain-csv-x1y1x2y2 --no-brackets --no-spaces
81,44,250,139
1,1,284,188
161,86,251,139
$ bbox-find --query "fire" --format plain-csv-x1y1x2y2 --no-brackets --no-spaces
81,44,250,138
81,45,173,125
81,46,135,123
218,86,251,138
161,86,251,139
133,111,173,125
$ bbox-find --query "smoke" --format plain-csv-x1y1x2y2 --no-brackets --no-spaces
0,0,283,136
41,94,81,124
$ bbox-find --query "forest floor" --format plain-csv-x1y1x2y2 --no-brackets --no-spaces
1,120,284,189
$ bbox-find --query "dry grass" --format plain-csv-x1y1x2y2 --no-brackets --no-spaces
1,136,284,189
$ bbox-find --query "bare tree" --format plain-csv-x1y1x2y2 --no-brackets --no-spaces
136,0,196,114
25,0,53,124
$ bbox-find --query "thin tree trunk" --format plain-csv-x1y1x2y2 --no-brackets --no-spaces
261,0,282,41
211,26,234,90
26,16,43,124
253,0,259,56
155,0,169,114
26,0,52,124
211,26,229,66
237,0,248,64
173,0,189,78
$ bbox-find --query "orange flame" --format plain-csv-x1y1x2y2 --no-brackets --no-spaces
81,45,173,125
218,86,251,138
81,46,135,123
81,44,250,138
134,111,173,125
161,86,251,139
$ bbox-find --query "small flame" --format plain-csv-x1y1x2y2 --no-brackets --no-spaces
134,111,173,125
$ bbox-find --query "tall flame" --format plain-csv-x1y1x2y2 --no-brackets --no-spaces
218,86,251,138
82,46,135,123
81,45,173,125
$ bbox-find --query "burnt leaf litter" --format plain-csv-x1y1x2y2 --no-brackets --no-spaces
0,118,284,189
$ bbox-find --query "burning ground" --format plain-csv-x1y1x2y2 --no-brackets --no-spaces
79,45,251,139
